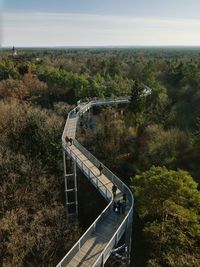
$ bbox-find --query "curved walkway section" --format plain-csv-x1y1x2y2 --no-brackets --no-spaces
57,97,134,267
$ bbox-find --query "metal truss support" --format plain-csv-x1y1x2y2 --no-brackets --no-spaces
73,159,78,216
125,217,133,266
62,148,78,222
111,218,133,266
112,244,130,266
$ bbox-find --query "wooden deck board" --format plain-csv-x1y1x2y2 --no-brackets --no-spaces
67,211,125,266
69,240,105,266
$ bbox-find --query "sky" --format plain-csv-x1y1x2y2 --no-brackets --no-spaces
1,0,200,47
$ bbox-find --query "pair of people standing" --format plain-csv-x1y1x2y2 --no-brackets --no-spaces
113,199,126,215
112,187,127,215
65,136,73,146
113,201,120,214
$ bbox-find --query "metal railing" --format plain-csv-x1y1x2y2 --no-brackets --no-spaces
58,96,134,267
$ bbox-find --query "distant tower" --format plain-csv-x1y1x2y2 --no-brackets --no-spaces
12,46,17,56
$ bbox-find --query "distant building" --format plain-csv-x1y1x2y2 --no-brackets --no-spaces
12,46,17,56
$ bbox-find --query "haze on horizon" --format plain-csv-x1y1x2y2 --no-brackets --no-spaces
1,0,200,47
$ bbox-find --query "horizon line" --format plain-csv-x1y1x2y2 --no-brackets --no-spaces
2,45,200,49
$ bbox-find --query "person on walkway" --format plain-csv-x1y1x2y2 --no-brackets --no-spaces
117,200,122,214
69,138,73,146
112,184,117,197
113,202,118,213
98,164,103,176
113,202,119,221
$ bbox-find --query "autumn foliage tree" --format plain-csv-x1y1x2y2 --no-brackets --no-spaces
0,100,81,266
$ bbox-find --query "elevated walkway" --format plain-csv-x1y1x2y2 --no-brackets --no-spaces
57,97,134,267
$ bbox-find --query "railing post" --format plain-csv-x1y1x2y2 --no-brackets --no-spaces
101,254,104,267
115,233,118,246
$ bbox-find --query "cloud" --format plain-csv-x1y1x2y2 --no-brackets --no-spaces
2,12,200,46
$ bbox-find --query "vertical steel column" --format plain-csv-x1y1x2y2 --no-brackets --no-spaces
73,159,78,216
63,148,78,221
125,215,133,266
63,148,68,219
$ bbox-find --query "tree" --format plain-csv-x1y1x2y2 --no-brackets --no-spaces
145,84,169,124
0,60,20,80
130,80,146,115
0,101,81,267
0,79,28,100
137,125,191,170
107,58,122,78
132,166,200,267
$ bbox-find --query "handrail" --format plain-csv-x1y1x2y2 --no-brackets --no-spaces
58,96,134,267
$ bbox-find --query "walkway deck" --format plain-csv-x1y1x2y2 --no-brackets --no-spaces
57,98,133,267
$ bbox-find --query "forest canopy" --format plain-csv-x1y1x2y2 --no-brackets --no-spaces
0,47,200,267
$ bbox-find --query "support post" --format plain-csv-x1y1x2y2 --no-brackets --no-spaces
125,217,133,266
63,148,68,219
73,159,78,216
63,148,78,222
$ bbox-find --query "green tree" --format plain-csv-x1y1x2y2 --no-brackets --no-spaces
145,84,169,124
132,166,200,267
0,60,20,80
130,80,146,115
107,58,122,78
